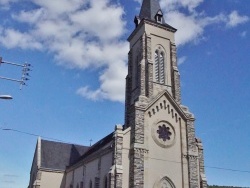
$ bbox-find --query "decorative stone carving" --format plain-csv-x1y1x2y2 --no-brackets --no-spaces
153,176,176,188
151,121,176,148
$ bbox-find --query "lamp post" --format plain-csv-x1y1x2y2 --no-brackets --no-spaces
0,95,13,100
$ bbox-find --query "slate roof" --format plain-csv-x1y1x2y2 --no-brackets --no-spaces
40,139,89,170
39,132,114,170
138,0,177,32
139,0,165,23
72,132,114,165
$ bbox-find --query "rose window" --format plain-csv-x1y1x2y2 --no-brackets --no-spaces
157,124,172,141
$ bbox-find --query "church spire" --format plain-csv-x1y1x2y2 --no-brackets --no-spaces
139,0,165,24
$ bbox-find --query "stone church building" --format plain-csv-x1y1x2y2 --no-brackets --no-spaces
28,0,207,187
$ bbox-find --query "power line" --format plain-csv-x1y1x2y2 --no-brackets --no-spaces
0,127,75,144
1,127,250,174
205,165,250,173
146,157,250,174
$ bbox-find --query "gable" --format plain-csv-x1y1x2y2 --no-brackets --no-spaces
143,91,190,187
146,90,188,121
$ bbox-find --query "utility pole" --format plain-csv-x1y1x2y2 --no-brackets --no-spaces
0,56,31,89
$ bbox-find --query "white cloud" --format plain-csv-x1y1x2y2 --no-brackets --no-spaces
77,59,127,102
178,56,187,65
240,31,247,38
158,0,248,46
32,0,85,16
0,0,15,5
160,0,203,13
70,0,126,41
0,0,16,10
227,11,249,27
12,9,45,24
165,11,203,46
1,0,249,103
0,0,128,102
0,27,42,50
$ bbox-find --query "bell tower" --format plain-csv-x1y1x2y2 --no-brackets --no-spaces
125,0,181,128
124,0,207,188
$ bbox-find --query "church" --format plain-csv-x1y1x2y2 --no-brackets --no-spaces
28,0,207,187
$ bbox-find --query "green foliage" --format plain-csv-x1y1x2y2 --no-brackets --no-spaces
208,186,248,188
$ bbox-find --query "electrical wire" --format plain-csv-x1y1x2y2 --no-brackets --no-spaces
0,127,74,144
1,127,250,174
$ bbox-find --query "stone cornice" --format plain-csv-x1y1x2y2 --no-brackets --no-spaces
128,18,177,42
39,167,65,173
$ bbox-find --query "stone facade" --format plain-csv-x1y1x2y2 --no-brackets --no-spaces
28,1,208,188
125,0,208,186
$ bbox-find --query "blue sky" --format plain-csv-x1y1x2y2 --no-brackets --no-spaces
0,0,249,187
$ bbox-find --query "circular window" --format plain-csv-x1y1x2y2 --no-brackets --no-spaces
151,121,175,148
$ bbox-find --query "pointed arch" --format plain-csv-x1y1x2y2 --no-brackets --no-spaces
159,52,165,84
89,180,92,188
155,50,159,82
155,49,165,84
103,175,108,188
153,176,176,188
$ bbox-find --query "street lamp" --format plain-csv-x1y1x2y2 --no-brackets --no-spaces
0,95,13,100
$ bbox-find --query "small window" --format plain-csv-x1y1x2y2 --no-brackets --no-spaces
155,50,165,84
155,51,159,82
104,176,108,188
83,166,86,176
159,52,165,84
157,15,162,22
155,10,163,23
89,180,92,188
95,177,100,188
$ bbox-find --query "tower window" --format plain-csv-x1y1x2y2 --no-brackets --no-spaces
159,52,165,84
155,10,163,23
155,51,159,82
156,15,162,23
89,180,92,188
155,50,165,84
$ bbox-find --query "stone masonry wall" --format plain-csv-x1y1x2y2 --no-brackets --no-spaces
197,139,208,188
171,43,181,104
110,125,123,188
186,119,199,188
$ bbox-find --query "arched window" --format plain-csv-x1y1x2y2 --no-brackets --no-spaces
89,180,92,188
155,50,165,84
104,176,108,188
159,52,165,84
155,51,159,82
